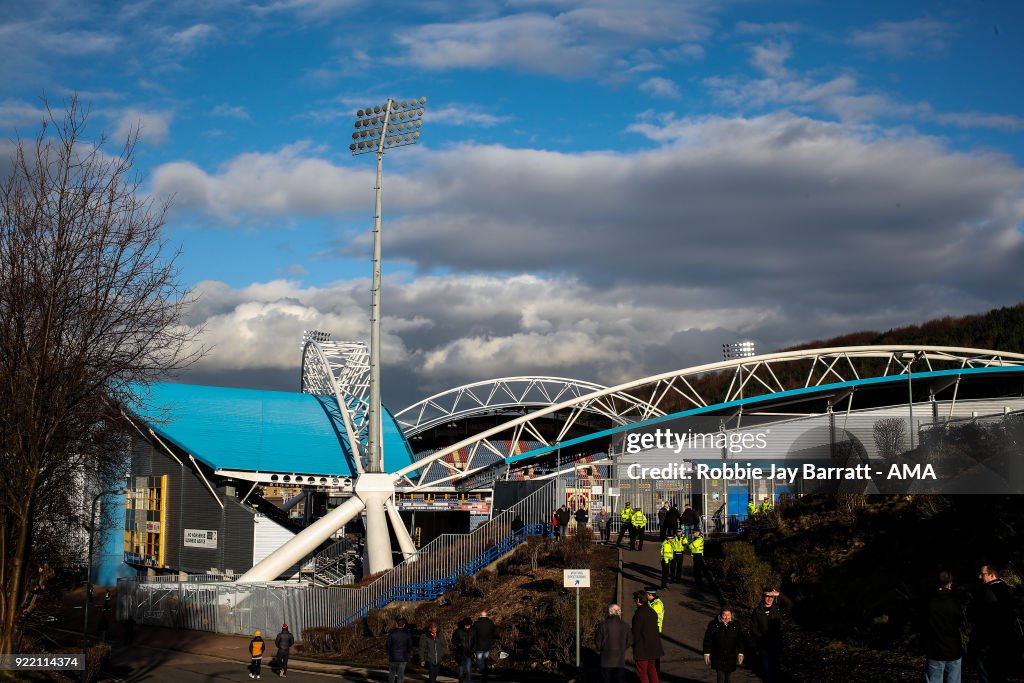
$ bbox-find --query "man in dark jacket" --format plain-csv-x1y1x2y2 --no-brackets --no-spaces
595,603,632,683
971,564,1020,683
386,618,413,683
923,571,967,683
631,592,664,683
274,623,295,678
418,622,449,683
472,611,497,682
664,504,680,538
749,589,791,683
681,504,699,537
555,506,571,538
574,506,589,533
703,608,744,683
452,617,476,683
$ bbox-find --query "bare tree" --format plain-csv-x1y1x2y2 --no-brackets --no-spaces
0,99,201,653
873,418,908,462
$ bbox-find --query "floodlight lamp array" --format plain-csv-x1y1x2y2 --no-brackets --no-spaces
350,97,427,156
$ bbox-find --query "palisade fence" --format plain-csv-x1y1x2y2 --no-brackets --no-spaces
118,478,561,639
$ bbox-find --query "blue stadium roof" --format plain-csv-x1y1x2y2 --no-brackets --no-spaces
130,382,416,477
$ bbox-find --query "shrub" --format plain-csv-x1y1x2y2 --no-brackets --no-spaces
722,541,776,609
301,626,362,655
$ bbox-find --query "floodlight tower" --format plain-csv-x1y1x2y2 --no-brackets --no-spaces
350,97,426,573
723,341,756,360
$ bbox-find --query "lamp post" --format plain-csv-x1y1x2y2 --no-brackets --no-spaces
83,488,125,646
350,98,426,574
906,351,925,450
350,97,426,474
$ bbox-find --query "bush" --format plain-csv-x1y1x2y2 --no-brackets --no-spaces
301,626,363,655
721,541,776,610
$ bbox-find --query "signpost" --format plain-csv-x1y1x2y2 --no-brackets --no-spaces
563,569,591,667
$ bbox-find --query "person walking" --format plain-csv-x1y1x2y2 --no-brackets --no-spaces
452,617,476,683
248,630,266,679
690,530,706,587
750,589,791,683
971,564,1020,683
703,607,744,683
632,591,664,683
274,623,295,678
681,503,699,537
670,530,687,584
472,610,497,682
617,504,633,547
556,506,571,539
419,622,448,683
659,536,674,589
664,503,680,538
595,604,632,683
923,571,967,683
574,505,589,532
386,618,413,683
657,504,668,540
596,508,611,544
631,508,648,551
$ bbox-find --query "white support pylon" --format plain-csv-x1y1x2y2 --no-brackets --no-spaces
356,472,397,574
236,494,366,583
385,496,418,561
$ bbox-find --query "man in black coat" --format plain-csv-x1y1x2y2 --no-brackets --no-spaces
452,618,476,683
386,618,413,683
595,603,632,683
703,608,744,683
631,592,663,683
749,588,791,683
923,571,967,683
664,504,680,538
274,623,295,678
681,504,699,537
472,611,497,682
971,564,1020,683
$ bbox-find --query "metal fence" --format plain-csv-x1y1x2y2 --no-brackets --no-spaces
119,479,560,638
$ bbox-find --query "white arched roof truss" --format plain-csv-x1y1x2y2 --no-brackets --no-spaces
300,334,371,474
392,346,1024,490
395,376,665,485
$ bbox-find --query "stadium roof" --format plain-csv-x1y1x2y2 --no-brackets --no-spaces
130,382,415,477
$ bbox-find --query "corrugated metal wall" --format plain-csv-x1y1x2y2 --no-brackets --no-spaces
252,513,301,579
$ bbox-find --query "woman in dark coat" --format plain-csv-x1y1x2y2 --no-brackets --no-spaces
702,608,745,683
595,604,632,683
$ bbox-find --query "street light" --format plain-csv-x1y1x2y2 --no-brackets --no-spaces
83,488,125,646
350,96,427,474
905,351,925,450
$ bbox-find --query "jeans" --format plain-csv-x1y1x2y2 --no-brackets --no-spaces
424,662,440,683
249,658,262,677
458,656,474,683
758,647,781,683
276,650,289,674
925,658,962,683
474,651,490,680
388,661,406,683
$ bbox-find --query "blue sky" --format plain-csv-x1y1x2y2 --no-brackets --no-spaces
3,0,1024,407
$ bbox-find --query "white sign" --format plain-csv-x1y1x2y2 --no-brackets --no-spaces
563,569,591,588
607,487,620,497
184,529,218,549
145,521,160,533
591,486,603,496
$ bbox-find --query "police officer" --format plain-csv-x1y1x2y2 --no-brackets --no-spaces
659,535,674,589
690,530,706,587
670,529,687,583
646,588,665,633
631,507,648,551
616,503,633,547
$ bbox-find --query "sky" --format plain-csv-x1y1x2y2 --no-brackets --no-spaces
2,0,1024,410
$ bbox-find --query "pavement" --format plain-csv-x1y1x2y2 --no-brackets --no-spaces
59,538,765,683
615,535,762,682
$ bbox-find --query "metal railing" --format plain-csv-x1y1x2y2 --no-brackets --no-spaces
119,479,560,638
134,573,237,583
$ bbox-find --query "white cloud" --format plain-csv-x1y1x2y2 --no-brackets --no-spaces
734,21,801,36
211,104,251,120
849,18,954,58
428,105,513,128
749,40,791,79
166,23,218,53
639,77,680,100
113,109,172,146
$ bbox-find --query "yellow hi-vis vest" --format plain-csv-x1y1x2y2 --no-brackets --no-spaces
690,536,704,555
631,510,647,528
649,598,665,632
670,536,686,554
660,539,674,563
621,507,633,522
747,501,757,515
